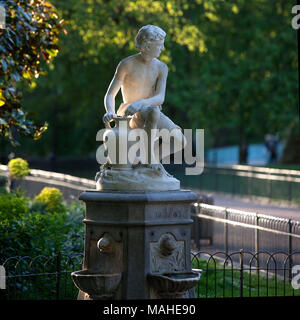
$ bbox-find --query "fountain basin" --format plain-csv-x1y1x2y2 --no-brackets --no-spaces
148,270,202,299
71,270,122,299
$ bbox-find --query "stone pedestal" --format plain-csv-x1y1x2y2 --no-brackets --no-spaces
73,189,199,300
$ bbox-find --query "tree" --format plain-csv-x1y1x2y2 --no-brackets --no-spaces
6,0,297,166
185,0,298,163
0,0,64,146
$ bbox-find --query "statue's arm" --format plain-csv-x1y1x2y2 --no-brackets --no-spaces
145,63,168,107
103,61,126,122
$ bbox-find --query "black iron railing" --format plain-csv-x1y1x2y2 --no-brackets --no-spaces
191,250,300,298
184,164,300,203
191,203,300,263
0,253,83,300
1,250,300,300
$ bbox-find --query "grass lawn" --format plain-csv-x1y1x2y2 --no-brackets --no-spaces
193,257,300,298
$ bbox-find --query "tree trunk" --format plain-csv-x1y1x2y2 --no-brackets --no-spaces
280,122,300,164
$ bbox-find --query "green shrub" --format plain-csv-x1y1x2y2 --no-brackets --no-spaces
0,191,84,259
0,191,29,219
8,158,30,178
33,187,66,213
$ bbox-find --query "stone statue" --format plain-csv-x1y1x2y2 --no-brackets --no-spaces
96,25,184,191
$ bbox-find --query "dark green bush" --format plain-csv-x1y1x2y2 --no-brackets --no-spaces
0,191,84,260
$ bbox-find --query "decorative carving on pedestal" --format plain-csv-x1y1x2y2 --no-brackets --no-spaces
148,232,202,299
150,233,185,274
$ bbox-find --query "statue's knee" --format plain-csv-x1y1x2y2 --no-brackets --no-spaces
148,106,160,123
173,128,186,149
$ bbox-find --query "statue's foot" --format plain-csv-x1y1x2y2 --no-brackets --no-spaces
132,161,143,169
95,161,111,180
132,161,172,177
149,163,173,177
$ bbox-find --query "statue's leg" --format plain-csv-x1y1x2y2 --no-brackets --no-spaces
143,106,160,164
128,107,159,164
128,106,184,167
156,113,186,162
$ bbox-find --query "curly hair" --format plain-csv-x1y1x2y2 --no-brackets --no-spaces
135,25,166,51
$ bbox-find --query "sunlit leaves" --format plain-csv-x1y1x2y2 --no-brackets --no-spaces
232,5,239,14
0,0,64,145
34,122,48,141
15,0,297,158
174,25,207,53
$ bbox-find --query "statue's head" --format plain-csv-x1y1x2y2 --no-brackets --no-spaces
135,25,166,57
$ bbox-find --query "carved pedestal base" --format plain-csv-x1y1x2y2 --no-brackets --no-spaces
75,190,198,300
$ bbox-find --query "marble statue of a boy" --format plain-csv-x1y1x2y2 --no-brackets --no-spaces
102,25,185,166
97,25,183,191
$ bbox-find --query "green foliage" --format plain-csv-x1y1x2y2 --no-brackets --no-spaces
0,0,64,145
0,191,84,259
33,187,65,213
0,191,29,219
8,157,30,178
12,0,296,159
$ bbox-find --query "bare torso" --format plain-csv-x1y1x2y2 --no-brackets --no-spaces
120,54,162,105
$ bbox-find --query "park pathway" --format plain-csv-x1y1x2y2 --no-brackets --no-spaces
191,189,300,221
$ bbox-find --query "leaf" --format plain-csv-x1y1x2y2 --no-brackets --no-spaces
11,72,21,82
0,117,7,125
46,48,59,58
45,2,53,8
1,59,7,72
0,45,8,54
34,122,48,140
17,5,32,22
23,22,37,32
42,51,49,62
0,100,5,107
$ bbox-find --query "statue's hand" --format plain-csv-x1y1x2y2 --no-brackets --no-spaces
102,112,116,124
124,100,144,116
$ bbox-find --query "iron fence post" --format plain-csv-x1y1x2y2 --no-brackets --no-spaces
288,220,293,280
196,213,200,251
268,175,272,201
56,251,61,300
239,249,244,298
255,214,260,268
224,210,228,256
247,174,250,197
192,204,201,251
250,169,254,199
255,214,259,253
288,175,292,203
